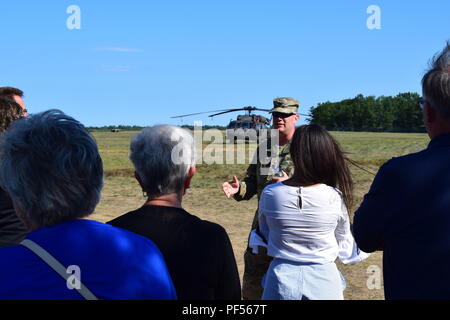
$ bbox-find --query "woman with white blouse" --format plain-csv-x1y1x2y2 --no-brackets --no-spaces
258,124,369,300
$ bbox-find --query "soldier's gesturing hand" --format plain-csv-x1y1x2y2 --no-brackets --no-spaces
222,176,240,198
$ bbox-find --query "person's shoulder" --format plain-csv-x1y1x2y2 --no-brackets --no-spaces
0,244,31,267
107,221,152,243
262,181,287,194
83,219,161,254
379,148,428,175
184,211,229,238
107,208,141,226
321,185,346,206
321,184,342,195
186,212,224,230
389,148,427,163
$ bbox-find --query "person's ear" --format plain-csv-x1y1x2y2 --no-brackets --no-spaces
183,166,196,192
294,113,300,123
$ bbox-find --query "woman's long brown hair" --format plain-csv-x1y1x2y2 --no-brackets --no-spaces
289,124,354,210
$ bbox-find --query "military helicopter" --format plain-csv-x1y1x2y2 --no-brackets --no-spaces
172,106,308,143
172,106,271,143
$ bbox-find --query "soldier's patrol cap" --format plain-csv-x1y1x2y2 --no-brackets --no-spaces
270,97,300,114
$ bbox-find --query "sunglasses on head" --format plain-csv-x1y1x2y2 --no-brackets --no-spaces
272,112,294,119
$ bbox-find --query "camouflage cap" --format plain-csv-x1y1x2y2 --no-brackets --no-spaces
270,97,300,114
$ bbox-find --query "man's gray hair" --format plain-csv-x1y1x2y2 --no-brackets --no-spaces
0,110,103,229
130,125,196,197
422,42,450,118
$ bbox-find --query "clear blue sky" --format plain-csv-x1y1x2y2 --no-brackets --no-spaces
1,0,449,126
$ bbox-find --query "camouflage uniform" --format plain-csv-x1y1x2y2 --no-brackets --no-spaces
233,97,298,300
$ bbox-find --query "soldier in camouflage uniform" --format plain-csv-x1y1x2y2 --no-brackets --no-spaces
222,97,300,300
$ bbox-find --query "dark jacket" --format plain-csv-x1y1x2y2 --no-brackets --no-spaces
0,188,27,248
354,133,450,300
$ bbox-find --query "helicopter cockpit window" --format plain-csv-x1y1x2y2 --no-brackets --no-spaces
227,122,236,129
242,122,250,129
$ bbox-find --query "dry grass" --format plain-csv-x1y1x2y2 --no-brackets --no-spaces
91,130,430,300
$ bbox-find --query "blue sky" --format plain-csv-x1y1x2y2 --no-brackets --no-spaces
1,1,449,126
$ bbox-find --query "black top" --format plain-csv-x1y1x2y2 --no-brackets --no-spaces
0,188,27,248
108,205,241,300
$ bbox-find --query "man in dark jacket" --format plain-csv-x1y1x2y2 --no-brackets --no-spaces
353,43,450,299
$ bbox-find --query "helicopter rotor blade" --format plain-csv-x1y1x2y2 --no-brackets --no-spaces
208,109,245,117
171,109,232,119
209,107,273,117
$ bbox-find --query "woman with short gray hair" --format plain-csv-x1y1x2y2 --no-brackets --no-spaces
0,110,176,300
130,125,196,203
109,125,241,300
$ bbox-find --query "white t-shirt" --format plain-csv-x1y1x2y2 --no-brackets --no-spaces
258,182,369,264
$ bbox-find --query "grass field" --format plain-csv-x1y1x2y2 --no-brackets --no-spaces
91,130,430,300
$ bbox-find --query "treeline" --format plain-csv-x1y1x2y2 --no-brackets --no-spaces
309,93,425,132
87,125,145,132
87,125,228,132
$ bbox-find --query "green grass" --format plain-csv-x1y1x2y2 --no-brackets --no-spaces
94,131,136,171
333,131,429,166
95,130,429,173
92,130,431,300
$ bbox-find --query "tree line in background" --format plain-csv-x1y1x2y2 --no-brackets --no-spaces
87,124,228,132
309,92,425,132
88,92,424,133
88,125,146,132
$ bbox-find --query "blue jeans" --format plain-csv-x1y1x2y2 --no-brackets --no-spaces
262,258,345,300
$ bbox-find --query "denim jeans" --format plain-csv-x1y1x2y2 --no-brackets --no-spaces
262,258,345,300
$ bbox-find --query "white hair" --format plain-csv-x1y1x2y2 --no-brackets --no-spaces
422,41,450,118
130,125,196,197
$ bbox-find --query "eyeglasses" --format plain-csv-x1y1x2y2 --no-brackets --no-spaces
272,112,295,119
